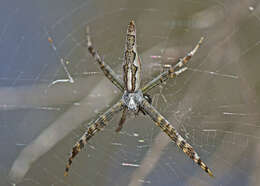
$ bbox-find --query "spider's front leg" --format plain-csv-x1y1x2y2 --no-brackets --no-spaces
140,99,213,177
139,93,152,115
64,100,124,176
141,37,204,94
115,107,127,132
86,26,125,92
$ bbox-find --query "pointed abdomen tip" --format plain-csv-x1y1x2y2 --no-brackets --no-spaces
130,20,135,25
127,20,136,33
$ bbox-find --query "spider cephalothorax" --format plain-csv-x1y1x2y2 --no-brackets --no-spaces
122,90,143,112
64,20,213,178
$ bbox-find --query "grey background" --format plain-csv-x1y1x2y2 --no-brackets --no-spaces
1,0,260,185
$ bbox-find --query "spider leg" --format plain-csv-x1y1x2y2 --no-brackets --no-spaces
86,26,125,92
140,99,213,177
142,37,204,94
115,107,127,132
139,107,146,115
143,93,152,104
64,100,124,176
138,93,152,115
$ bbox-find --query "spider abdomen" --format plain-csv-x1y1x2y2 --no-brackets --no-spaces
123,20,141,92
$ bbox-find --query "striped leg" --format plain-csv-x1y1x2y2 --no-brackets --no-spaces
142,37,204,94
64,100,124,176
140,99,213,177
115,107,127,132
86,26,124,92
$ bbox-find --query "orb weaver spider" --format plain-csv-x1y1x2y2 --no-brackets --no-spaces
64,20,213,177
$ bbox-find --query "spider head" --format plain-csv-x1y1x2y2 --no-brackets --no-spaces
122,90,143,113
128,96,138,111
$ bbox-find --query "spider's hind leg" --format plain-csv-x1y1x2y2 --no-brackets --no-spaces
85,26,124,92
141,37,204,94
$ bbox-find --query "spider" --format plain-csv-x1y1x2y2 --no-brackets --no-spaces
64,20,213,177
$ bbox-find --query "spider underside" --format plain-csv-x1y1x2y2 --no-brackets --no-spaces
64,21,213,177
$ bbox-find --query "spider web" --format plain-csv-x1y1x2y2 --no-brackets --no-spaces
1,0,260,185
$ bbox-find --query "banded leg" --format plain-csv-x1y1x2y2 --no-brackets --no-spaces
142,37,204,94
115,107,127,132
64,100,124,176
140,99,213,177
86,26,124,92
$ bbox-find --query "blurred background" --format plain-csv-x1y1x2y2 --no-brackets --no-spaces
1,0,260,185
